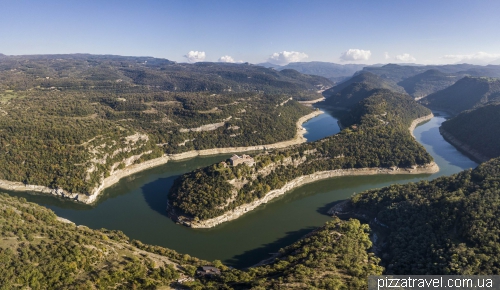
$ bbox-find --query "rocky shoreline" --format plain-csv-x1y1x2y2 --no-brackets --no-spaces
408,113,434,138
170,113,439,228
0,110,323,204
298,97,325,106
439,127,488,163
175,162,439,228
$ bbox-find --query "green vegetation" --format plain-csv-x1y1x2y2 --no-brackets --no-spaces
0,193,225,289
422,76,500,114
322,71,405,107
272,61,367,82
362,63,495,83
441,102,500,159
348,157,500,274
0,191,384,289
169,89,433,221
397,69,462,99
196,218,383,289
0,54,328,195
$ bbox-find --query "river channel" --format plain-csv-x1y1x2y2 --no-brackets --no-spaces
5,108,477,268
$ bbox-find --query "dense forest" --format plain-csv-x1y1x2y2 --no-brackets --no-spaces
197,218,383,289
0,54,328,195
422,76,500,114
345,157,500,275
264,62,368,82
362,63,500,83
397,69,463,99
0,193,216,289
169,89,433,222
322,71,405,104
0,192,384,289
441,102,500,159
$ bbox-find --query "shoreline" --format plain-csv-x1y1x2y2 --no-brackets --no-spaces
172,113,439,228
439,127,488,163
0,110,324,204
298,97,325,106
178,162,439,228
408,113,434,138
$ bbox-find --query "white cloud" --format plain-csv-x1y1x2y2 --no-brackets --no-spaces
442,52,500,64
268,51,308,65
395,53,416,62
340,49,371,61
218,55,235,63
384,52,390,60
184,51,206,63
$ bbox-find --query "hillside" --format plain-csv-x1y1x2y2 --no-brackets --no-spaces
168,90,434,226
0,193,218,289
342,157,500,275
322,72,405,108
362,63,485,83
0,54,333,97
0,54,332,202
275,62,368,82
422,76,500,114
0,191,383,289
441,102,500,160
206,218,383,289
397,69,463,99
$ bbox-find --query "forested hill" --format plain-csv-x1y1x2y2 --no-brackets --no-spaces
208,218,383,289
362,63,500,83
441,102,500,159
0,193,214,289
0,54,333,98
397,69,463,99
0,54,332,197
168,90,433,224
322,72,405,108
345,157,500,275
267,61,368,82
0,191,383,289
422,76,500,114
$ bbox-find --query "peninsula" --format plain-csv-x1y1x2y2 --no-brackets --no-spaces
168,89,439,227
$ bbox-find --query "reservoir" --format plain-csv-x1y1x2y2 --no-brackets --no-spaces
5,108,477,268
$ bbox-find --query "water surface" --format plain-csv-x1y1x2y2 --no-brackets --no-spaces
6,109,477,268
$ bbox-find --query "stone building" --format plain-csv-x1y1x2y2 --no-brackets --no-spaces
229,154,255,166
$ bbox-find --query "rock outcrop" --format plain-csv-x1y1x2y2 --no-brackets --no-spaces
0,110,323,204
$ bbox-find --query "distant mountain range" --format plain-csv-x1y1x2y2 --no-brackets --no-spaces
422,77,500,114
256,61,369,82
397,69,465,99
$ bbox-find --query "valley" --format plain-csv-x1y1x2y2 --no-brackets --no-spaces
1,54,500,289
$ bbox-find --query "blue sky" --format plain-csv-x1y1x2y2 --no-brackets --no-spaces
1,0,500,65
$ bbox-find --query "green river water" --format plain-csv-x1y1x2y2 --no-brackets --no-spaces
5,108,477,268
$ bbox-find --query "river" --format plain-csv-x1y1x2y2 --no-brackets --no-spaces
4,108,477,268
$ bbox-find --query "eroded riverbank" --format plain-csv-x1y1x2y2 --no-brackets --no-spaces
0,110,323,204
172,113,439,228
4,110,477,269
177,162,439,228
439,128,489,163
